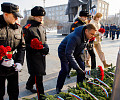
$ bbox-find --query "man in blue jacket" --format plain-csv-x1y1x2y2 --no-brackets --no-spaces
56,24,97,93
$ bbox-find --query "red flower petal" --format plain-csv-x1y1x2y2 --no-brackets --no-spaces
6,46,11,52
0,56,2,60
0,45,7,57
98,28,105,33
7,54,12,59
31,38,43,49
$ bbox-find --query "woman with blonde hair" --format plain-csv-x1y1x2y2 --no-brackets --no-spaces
86,13,111,68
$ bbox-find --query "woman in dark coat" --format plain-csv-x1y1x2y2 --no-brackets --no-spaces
23,6,49,100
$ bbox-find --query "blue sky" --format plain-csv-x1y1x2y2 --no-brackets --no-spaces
0,0,119,16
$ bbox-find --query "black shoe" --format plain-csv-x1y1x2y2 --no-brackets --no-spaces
56,88,61,94
26,86,37,93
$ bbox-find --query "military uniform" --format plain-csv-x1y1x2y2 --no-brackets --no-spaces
116,26,120,39
23,6,48,100
105,25,109,38
70,17,86,33
110,24,113,38
111,25,116,40
101,24,104,28
0,3,25,100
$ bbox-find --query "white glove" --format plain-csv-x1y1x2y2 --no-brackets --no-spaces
1,59,14,67
14,63,22,72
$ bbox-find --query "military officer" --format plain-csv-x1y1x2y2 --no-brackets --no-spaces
23,6,49,100
105,24,109,38
111,24,116,40
110,24,113,38
70,10,89,33
0,2,25,100
101,24,104,28
116,25,120,39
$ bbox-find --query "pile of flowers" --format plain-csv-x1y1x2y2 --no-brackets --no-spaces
44,66,115,100
70,66,104,81
0,45,12,60
98,28,105,34
85,66,104,81
23,66,115,100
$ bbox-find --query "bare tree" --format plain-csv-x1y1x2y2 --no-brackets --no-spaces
20,16,28,27
20,15,58,30
44,16,58,30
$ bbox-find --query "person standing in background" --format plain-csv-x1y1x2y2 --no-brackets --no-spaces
116,25,120,39
111,23,116,40
105,24,110,38
110,24,113,38
87,13,111,68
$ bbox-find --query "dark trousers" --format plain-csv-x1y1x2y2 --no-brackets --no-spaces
56,56,85,90
0,72,19,100
26,75,44,100
105,32,109,38
112,32,115,40
110,31,112,38
88,49,96,69
116,32,119,39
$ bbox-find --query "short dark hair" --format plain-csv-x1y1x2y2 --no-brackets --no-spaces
86,24,97,31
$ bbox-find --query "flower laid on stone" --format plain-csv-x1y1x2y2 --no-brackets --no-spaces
85,66,104,80
24,66,115,100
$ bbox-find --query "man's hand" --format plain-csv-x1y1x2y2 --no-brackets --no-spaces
76,68,85,75
14,63,22,72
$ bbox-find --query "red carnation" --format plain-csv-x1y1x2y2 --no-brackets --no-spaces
98,66,103,71
6,46,11,52
6,54,12,59
89,37,95,42
0,45,7,57
39,41,42,45
31,38,43,50
98,28,105,34
0,56,2,60
98,66,104,80
101,75,104,81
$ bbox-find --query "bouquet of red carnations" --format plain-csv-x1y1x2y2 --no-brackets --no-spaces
98,28,105,34
30,38,43,50
98,28,105,41
0,45,12,60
